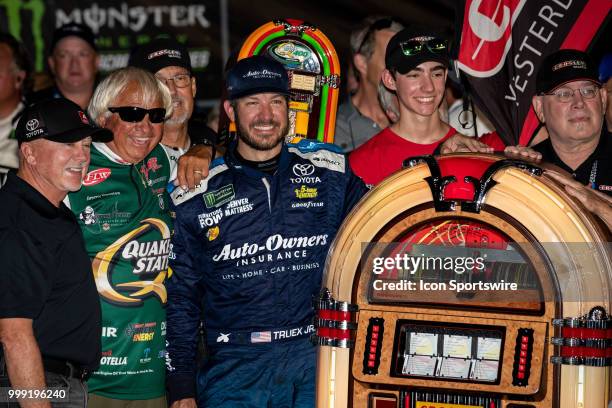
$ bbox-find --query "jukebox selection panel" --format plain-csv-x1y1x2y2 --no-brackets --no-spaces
394,322,504,383
353,310,549,408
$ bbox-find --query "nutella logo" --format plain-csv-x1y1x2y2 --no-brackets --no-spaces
457,0,526,77
83,168,111,186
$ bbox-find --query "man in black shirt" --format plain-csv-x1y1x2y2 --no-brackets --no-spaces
0,98,112,407
532,49,611,229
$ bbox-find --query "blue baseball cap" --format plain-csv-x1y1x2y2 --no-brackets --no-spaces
226,55,290,100
599,53,612,83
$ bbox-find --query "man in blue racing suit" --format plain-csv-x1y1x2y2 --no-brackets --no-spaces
165,55,368,407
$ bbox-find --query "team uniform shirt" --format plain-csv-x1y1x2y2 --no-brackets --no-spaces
533,128,612,196
165,140,367,403
0,172,101,369
66,142,179,400
349,126,458,185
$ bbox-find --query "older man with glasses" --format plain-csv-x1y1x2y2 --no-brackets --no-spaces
64,67,212,408
531,49,611,229
129,36,216,190
334,16,404,152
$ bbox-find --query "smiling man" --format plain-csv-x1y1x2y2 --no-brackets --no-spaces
165,55,367,408
0,98,112,408
349,27,463,185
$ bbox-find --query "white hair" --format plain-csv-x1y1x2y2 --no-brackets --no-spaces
88,66,173,125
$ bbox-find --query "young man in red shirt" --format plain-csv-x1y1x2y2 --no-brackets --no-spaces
350,27,535,185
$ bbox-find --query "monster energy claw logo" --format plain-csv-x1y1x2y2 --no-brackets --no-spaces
0,0,45,71
92,218,171,306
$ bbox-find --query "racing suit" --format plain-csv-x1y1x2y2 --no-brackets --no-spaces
66,142,181,400
166,140,367,407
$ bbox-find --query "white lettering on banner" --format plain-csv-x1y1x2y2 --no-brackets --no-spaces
504,0,573,105
56,4,210,33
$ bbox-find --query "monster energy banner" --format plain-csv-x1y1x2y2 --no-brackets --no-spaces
0,0,223,100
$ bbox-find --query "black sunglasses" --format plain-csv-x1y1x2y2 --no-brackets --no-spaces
356,18,402,55
399,38,448,56
108,107,166,123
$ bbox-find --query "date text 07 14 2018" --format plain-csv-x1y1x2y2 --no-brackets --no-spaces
0,387,68,402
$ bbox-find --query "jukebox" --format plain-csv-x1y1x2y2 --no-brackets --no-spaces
315,154,611,408
233,19,341,143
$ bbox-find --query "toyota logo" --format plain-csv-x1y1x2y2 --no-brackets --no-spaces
25,119,39,132
293,163,315,177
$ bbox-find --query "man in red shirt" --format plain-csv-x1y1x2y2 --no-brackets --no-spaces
350,27,536,185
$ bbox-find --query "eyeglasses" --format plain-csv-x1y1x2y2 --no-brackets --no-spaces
356,18,402,55
399,38,448,56
543,85,600,103
156,73,192,88
108,107,166,123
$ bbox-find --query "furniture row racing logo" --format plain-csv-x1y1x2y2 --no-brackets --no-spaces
92,218,171,306
457,0,526,77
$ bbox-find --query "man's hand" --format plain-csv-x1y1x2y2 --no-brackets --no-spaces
171,398,198,408
503,145,542,161
546,170,612,231
176,145,214,191
440,134,494,154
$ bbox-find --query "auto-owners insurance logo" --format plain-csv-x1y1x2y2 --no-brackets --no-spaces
457,0,526,77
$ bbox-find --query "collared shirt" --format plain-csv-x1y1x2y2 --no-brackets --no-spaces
533,127,612,196
334,99,383,152
0,172,101,369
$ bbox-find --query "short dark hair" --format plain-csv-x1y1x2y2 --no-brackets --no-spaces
0,32,32,94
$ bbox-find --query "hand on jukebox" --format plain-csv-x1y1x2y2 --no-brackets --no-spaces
547,170,612,231
439,133,494,154
502,145,542,161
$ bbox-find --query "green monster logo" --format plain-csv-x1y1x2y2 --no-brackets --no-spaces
0,0,45,71
92,218,171,306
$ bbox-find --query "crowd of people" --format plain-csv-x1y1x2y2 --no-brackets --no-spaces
0,13,610,408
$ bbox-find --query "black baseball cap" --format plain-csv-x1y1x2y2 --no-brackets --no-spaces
51,23,97,52
385,27,449,74
536,49,600,94
128,37,192,74
16,98,112,144
226,55,290,100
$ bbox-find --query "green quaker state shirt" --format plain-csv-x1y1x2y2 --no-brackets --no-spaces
66,142,182,399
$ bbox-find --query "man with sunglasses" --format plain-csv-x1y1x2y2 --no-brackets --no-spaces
165,55,367,408
334,16,404,152
64,67,211,408
530,49,611,228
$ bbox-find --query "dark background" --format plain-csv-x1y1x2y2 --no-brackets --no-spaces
1,0,609,115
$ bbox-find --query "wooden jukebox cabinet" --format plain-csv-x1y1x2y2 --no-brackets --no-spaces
315,154,611,408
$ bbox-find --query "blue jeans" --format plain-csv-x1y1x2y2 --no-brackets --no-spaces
197,338,315,408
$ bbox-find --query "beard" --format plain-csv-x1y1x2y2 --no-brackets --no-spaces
165,96,190,126
235,115,288,151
